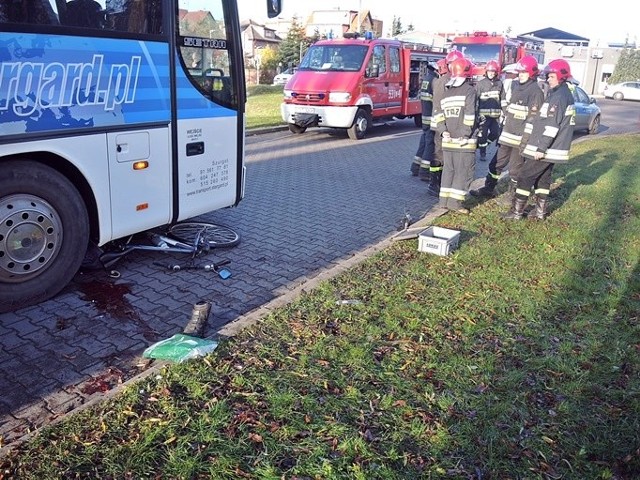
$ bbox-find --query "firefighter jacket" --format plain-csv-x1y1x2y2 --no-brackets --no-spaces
430,73,449,132
435,81,478,152
419,70,437,128
476,76,504,119
521,82,575,163
498,78,544,147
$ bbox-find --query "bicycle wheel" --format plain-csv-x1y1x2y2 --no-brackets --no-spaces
168,222,240,249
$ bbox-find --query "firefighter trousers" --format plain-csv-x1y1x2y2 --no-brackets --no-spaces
415,127,435,161
514,159,555,199
439,149,475,210
485,143,525,189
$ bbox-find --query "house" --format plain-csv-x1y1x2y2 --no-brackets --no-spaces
303,9,382,39
240,19,282,83
518,27,624,95
519,27,590,47
241,19,282,60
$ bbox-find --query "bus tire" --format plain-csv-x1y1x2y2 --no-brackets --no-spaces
347,108,370,140
0,161,89,313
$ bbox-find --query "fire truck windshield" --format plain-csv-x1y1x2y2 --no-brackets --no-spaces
299,45,369,72
450,44,501,65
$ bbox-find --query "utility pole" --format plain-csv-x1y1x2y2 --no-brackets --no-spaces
591,49,603,95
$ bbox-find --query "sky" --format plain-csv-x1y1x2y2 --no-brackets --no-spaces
237,0,638,46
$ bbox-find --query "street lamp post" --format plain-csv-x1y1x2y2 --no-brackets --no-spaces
591,49,603,95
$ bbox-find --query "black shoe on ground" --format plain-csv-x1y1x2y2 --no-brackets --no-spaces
470,186,495,198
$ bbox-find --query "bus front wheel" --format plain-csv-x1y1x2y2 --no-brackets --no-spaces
0,161,89,313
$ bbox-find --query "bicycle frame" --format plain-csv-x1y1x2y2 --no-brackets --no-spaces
99,231,208,268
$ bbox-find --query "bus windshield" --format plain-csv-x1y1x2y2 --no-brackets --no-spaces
450,44,501,65
299,45,369,72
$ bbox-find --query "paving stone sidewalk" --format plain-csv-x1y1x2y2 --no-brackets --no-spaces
0,121,492,454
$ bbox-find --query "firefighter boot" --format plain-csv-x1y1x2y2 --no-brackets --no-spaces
527,195,549,220
470,175,496,198
427,171,441,196
501,196,527,220
419,166,431,182
496,179,517,207
410,156,421,176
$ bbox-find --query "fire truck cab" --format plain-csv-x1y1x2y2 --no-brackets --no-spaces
451,31,544,78
281,34,445,140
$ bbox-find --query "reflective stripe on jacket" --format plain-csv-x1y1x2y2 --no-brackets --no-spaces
498,79,544,146
437,81,478,152
476,77,504,118
521,82,575,163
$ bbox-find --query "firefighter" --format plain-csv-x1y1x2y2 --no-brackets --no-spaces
475,60,504,161
470,55,544,202
410,62,438,178
433,57,478,214
503,59,576,220
427,51,464,195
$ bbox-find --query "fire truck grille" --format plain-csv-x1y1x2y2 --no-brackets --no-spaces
291,92,325,104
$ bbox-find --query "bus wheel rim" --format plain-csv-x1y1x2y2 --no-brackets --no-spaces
0,195,62,282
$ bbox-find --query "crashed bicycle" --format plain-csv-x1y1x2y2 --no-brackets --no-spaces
93,222,239,277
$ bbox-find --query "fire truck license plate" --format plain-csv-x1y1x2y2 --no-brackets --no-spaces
294,106,316,114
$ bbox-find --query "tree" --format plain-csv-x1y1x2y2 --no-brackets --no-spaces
609,48,640,84
391,16,404,36
257,46,279,84
277,16,310,68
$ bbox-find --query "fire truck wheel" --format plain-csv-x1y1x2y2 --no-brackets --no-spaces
348,108,370,140
288,124,307,134
414,115,422,128
0,161,89,313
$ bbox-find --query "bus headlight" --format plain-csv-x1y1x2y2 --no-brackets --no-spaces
329,92,351,103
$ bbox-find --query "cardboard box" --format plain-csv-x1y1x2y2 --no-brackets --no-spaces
418,226,460,256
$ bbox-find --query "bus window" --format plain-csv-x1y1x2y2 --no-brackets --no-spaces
179,0,235,108
104,0,163,34
1,0,60,25
65,0,105,28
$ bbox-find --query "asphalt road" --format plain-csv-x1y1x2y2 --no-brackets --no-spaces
0,98,637,453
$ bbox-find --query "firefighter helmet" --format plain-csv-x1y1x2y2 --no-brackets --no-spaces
449,57,473,78
446,58,473,87
436,58,448,75
543,59,573,82
445,50,464,64
485,60,500,74
515,55,539,77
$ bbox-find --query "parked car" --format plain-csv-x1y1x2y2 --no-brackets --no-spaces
603,81,640,101
572,85,601,134
272,68,296,86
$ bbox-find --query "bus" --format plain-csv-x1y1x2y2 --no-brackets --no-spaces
0,0,282,313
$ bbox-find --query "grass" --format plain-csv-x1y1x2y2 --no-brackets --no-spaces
1,134,639,479
246,84,285,129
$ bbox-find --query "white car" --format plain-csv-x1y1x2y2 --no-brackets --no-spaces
603,81,640,101
273,68,296,86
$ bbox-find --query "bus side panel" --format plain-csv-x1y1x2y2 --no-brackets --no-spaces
0,135,112,244
107,128,172,240
0,33,174,243
174,66,239,221
0,33,171,134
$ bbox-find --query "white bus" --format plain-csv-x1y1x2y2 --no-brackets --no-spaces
0,0,281,312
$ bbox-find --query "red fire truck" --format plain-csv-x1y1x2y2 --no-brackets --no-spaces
451,31,544,76
280,34,445,140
